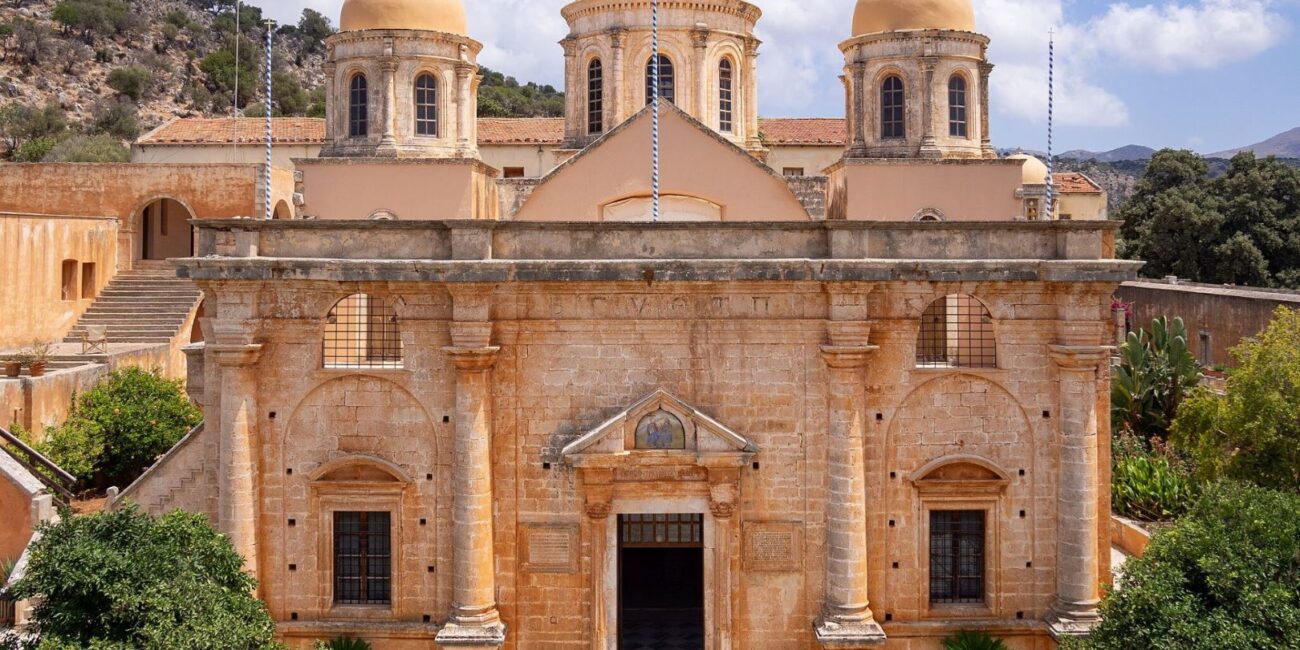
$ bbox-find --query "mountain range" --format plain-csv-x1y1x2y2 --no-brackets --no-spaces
1056,128,1300,162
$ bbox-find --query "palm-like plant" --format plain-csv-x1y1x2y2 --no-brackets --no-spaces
313,637,372,650
1112,316,1202,442
942,630,1010,650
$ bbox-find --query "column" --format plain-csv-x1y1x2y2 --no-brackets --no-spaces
377,58,398,154
919,57,941,159
709,469,740,650
743,38,761,150
848,61,867,157
582,471,614,650
979,61,995,158
456,63,474,157
322,61,337,143
1046,345,1109,639
562,38,581,146
692,28,710,124
609,29,626,125
436,344,506,649
815,338,885,647
209,326,262,580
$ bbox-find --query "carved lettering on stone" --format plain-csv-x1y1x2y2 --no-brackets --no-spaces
521,523,579,574
743,522,803,572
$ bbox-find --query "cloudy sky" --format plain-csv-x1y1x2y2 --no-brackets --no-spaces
249,0,1300,154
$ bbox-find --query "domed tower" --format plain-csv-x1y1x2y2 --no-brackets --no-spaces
840,0,996,159
321,0,482,158
558,0,764,153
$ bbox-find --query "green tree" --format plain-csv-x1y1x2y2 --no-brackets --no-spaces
90,99,141,141
1081,483,1300,650
12,134,60,162
295,8,334,54
0,101,68,157
476,66,564,118
4,506,281,650
1111,316,1202,443
1173,307,1300,491
42,134,130,162
106,64,153,101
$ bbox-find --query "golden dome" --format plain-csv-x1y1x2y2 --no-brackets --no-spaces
852,0,975,36
339,0,468,34
1008,153,1048,185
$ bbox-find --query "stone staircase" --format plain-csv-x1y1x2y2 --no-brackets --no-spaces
63,269,202,346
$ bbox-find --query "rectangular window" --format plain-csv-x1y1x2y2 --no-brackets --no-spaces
61,259,78,301
81,263,97,300
502,167,526,179
1199,331,1212,366
783,167,805,177
929,510,985,605
334,511,392,605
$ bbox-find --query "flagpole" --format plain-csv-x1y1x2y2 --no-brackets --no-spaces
264,19,275,220
1046,28,1055,221
651,0,660,223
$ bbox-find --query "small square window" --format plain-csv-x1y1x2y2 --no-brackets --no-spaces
782,167,805,177
503,167,526,179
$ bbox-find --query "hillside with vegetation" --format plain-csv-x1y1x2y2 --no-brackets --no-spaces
0,0,563,162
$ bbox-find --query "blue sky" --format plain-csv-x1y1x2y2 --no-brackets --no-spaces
251,0,1300,154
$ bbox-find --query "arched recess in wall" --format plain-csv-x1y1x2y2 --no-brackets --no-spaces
273,200,293,220
189,299,205,343
135,197,195,261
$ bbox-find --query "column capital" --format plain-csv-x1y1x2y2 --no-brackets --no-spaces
979,61,995,76
560,37,578,57
609,27,627,48
443,346,500,371
379,57,398,73
1049,344,1112,370
921,56,939,73
691,27,710,49
209,343,263,368
821,345,878,370
743,37,761,57
455,62,475,79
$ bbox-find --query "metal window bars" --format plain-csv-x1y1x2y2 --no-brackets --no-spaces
323,294,403,369
916,294,997,369
333,511,392,605
929,510,986,605
619,514,704,548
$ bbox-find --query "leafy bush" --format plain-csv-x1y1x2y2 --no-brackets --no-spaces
89,99,140,141
30,367,200,490
42,134,130,162
1111,316,1201,443
4,506,281,649
1083,482,1300,650
313,638,372,650
1112,454,1196,521
106,64,153,101
941,630,1009,650
12,135,60,162
0,101,68,157
1173,306,1300,491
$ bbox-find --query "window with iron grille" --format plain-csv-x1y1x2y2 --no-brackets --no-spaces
881,75,905,139
718,59,734,132
587,59,604,134
349,74,369,138
619,513,703,547
645,54,675,105
917,294,996,368
323,294,403,369
415,73,438,137
334,511,392,605
929,510,985,605
948,74,968,138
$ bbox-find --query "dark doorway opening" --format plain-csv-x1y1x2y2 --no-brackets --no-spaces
618,514,704,650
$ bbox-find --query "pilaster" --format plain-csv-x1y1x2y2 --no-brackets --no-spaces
848,61,868,157
562,37,581,146
609,29,626,125
209,319,263,582
978,59,996,158
692,28,710,123
456,61,475,158
743,38,762,151
377,55,398,155
918,57,941,159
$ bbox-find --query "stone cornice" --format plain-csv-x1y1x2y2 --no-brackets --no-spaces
820,345,879,369
443,346,500,371
561,0,762,24
839,29,990,53
208,343,263,367
1048,344,1113,369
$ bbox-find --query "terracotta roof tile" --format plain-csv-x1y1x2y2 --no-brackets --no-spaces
1054,171,1102,194
477,117,565,144
758,118,846,145
137,118,326,145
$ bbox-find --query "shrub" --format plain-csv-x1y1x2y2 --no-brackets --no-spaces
12,134,59,162
1111,316,1201,443
89,99,140,140
942,630,1009,650
1084,482,1300,649
313,638,372,650
1111,454,1196,521
5,506,281,649
42,134,130,162
27,417,102,482
106,64,152,101
1173,306,1300,491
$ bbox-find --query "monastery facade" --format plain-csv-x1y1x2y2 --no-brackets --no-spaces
103,0,1136,648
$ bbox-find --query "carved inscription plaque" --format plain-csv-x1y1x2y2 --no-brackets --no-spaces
522,523,579,574
743,522,803,572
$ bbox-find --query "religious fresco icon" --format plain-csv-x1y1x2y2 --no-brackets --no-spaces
634,410,687,450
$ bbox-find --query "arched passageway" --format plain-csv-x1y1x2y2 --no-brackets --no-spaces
137,198,194,261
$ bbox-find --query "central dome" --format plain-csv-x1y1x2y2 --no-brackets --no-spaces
852,0,976,36
340,0,468,35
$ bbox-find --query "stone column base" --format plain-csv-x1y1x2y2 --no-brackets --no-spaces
1046,601,1101,639
813,617,887,648
435,622,506,649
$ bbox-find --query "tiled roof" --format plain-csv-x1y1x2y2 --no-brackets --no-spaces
137,118,326,145
478,117,565,144
135,116,851,147
1055,171,1103,194
758,118,846,145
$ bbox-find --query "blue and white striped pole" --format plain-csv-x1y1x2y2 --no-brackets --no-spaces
264,20,274,220
651,0,660,223
1046,28,1055,221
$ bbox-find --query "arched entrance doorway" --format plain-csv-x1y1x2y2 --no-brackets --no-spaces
137,198,194,261
273,200,292,220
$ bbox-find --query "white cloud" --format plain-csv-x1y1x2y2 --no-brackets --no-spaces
1084,0,1287,72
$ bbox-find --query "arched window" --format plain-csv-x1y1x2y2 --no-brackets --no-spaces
718,59,734,132
348,74,368,138
881,75,905,140
917,294,996,368
415,73,438,137
587,59,604,134
948,74,968,138
324,294,403,368
645,54,675,105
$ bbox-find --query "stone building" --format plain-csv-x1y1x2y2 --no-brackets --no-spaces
112,0,1134,648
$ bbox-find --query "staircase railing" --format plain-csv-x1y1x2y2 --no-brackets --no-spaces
0,426,75,507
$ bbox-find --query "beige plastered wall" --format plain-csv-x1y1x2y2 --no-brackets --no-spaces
514,108,808,221
132,144,323,170
0,164,275,219
0,214,118,349
479,144,560,179
1055,192,1108,221
298,159,499,220
828,160,1023,221
764,145,843,177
